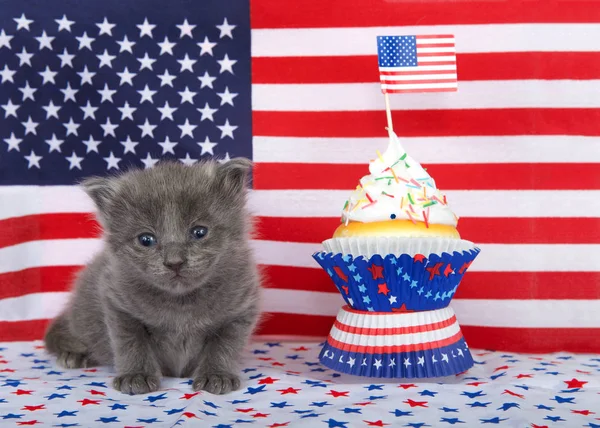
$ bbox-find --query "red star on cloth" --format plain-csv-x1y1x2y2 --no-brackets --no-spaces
531,425,548,428
377,283,390,295
236,408,255,413
12,389,33,395
0,368,15,373
0,359,9,364
403,399,428,408
403,398,429,407
34,345,45,349
515,374,533,379
459,261,473,274
327,390,350,398
341,285,349,295
88,389,106,396
354,402,373,406
572,410,595,415
425,262,443,280
367,264,384,279
272,362,285,367
494,365,511,372
565,378,588,388
258,357,273,361
443,264,453,277
17,421,40,426
180,392,200,400
182,412,199,419
268,423,290,428
286,370,301,375
258,377,279,385
334,266,349,282
398,384,417,390
83,368,98,372
78,398,101,406
364,420,389,427
413,254,425,263
576,370,591,374
253,413,270,418
277,387,300,395
502,389,525,399
466,382,487,387
293,346,309,351
21,405,45,412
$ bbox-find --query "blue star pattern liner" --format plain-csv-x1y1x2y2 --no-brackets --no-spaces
313,249,480,312
320,335,474,379
0,341,599,426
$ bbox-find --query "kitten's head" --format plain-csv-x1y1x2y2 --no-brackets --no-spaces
82,159,252,294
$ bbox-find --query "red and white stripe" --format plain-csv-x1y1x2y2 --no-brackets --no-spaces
328,306,463,353
379,35,458,93
1,0,600,353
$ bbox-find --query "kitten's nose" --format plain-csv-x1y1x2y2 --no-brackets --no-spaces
163,245,186,273
164,258,185,273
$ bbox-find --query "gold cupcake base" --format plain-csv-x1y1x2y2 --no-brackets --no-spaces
333,220,460,239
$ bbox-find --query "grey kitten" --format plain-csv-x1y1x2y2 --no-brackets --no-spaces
44,158,261,395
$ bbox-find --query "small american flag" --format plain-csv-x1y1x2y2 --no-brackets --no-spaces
377,35,458,93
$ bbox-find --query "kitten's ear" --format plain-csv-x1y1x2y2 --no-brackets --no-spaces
216,158,252,196
81,176,119,213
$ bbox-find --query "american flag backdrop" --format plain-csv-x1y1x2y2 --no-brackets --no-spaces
1,0,599,353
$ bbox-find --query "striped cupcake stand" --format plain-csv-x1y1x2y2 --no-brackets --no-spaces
318,305,474,378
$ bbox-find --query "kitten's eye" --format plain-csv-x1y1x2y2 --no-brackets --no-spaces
191,226,208,240
138,233,157,247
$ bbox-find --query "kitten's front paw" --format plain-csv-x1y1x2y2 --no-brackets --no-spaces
193,372,241,394
113,373,160,395
56,351,94,369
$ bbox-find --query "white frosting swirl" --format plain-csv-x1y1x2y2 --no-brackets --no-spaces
341,131,458,227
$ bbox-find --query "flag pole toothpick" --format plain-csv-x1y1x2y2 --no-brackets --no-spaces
384,92,394,136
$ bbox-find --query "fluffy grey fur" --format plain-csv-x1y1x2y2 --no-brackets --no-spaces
44,159,261,395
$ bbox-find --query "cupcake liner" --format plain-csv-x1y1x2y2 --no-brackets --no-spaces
319,305,474,378
313,247,480,312
323,236,476,258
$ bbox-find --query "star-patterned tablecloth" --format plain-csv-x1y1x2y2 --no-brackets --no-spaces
0,341,599,427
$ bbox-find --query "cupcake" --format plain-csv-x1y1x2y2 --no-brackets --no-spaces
334,129,459,240
313,130,480,378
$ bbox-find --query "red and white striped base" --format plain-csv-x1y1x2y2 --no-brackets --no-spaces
319,305,474,378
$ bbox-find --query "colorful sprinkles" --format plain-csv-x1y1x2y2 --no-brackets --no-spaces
343,140,453,229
